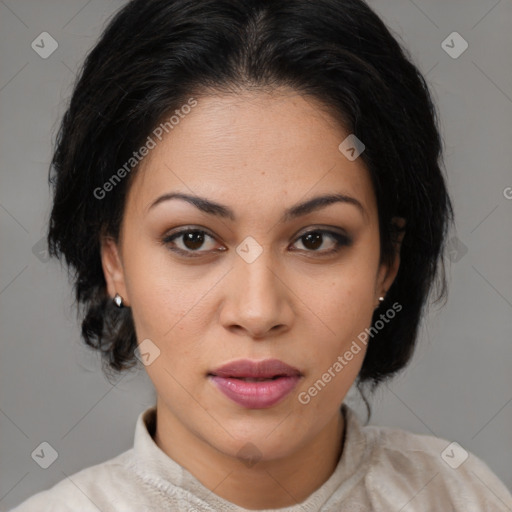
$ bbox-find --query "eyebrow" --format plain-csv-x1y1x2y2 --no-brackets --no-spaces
148,191,366,222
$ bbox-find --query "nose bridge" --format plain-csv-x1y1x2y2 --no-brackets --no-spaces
224,241,289,336
236,243,280,307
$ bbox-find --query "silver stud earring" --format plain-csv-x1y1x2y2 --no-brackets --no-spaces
375,296,385,310
113,293,124,308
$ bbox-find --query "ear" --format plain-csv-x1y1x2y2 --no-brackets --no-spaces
100,235,130,307
375,216,406,307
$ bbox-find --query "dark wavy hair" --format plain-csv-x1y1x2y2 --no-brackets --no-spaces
47,0,454,405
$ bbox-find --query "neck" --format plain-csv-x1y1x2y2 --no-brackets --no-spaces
153,400,345,509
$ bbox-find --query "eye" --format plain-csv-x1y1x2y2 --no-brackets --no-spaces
162,227,352,258
290,229,352,255
162,228,224,258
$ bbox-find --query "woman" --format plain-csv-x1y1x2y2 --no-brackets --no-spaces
11,0,512,510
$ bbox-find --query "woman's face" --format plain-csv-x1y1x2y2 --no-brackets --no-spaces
102,89,401,463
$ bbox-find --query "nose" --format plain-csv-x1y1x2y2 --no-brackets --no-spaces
219,249,294,339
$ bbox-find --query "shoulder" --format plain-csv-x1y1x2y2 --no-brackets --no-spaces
360,421,512,511
9,450,141,512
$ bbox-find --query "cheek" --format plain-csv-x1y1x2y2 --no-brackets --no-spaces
291,262,377,389
120,250,177,356
121,243,221,375
311,269,377,338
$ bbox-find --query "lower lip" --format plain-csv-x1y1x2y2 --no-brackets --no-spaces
209,375,301,408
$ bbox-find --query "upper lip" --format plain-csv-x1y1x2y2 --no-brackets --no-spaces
209,358,302,378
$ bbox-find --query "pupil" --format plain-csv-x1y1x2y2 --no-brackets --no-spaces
303,232,322,250
184,231,204,250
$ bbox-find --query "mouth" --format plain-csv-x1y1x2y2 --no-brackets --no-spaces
207,358,302,408
209,358,302,379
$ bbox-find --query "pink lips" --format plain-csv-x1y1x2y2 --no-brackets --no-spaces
208,358,302,409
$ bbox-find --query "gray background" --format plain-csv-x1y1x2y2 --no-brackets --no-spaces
1,0,511,509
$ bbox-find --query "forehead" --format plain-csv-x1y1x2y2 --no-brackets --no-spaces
125,89,377,221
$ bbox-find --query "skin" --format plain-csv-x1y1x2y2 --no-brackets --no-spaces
101,88,405,509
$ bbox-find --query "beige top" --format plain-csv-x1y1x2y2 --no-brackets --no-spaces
10,403,512,511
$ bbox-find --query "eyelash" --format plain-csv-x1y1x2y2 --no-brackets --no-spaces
161,227,352,258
